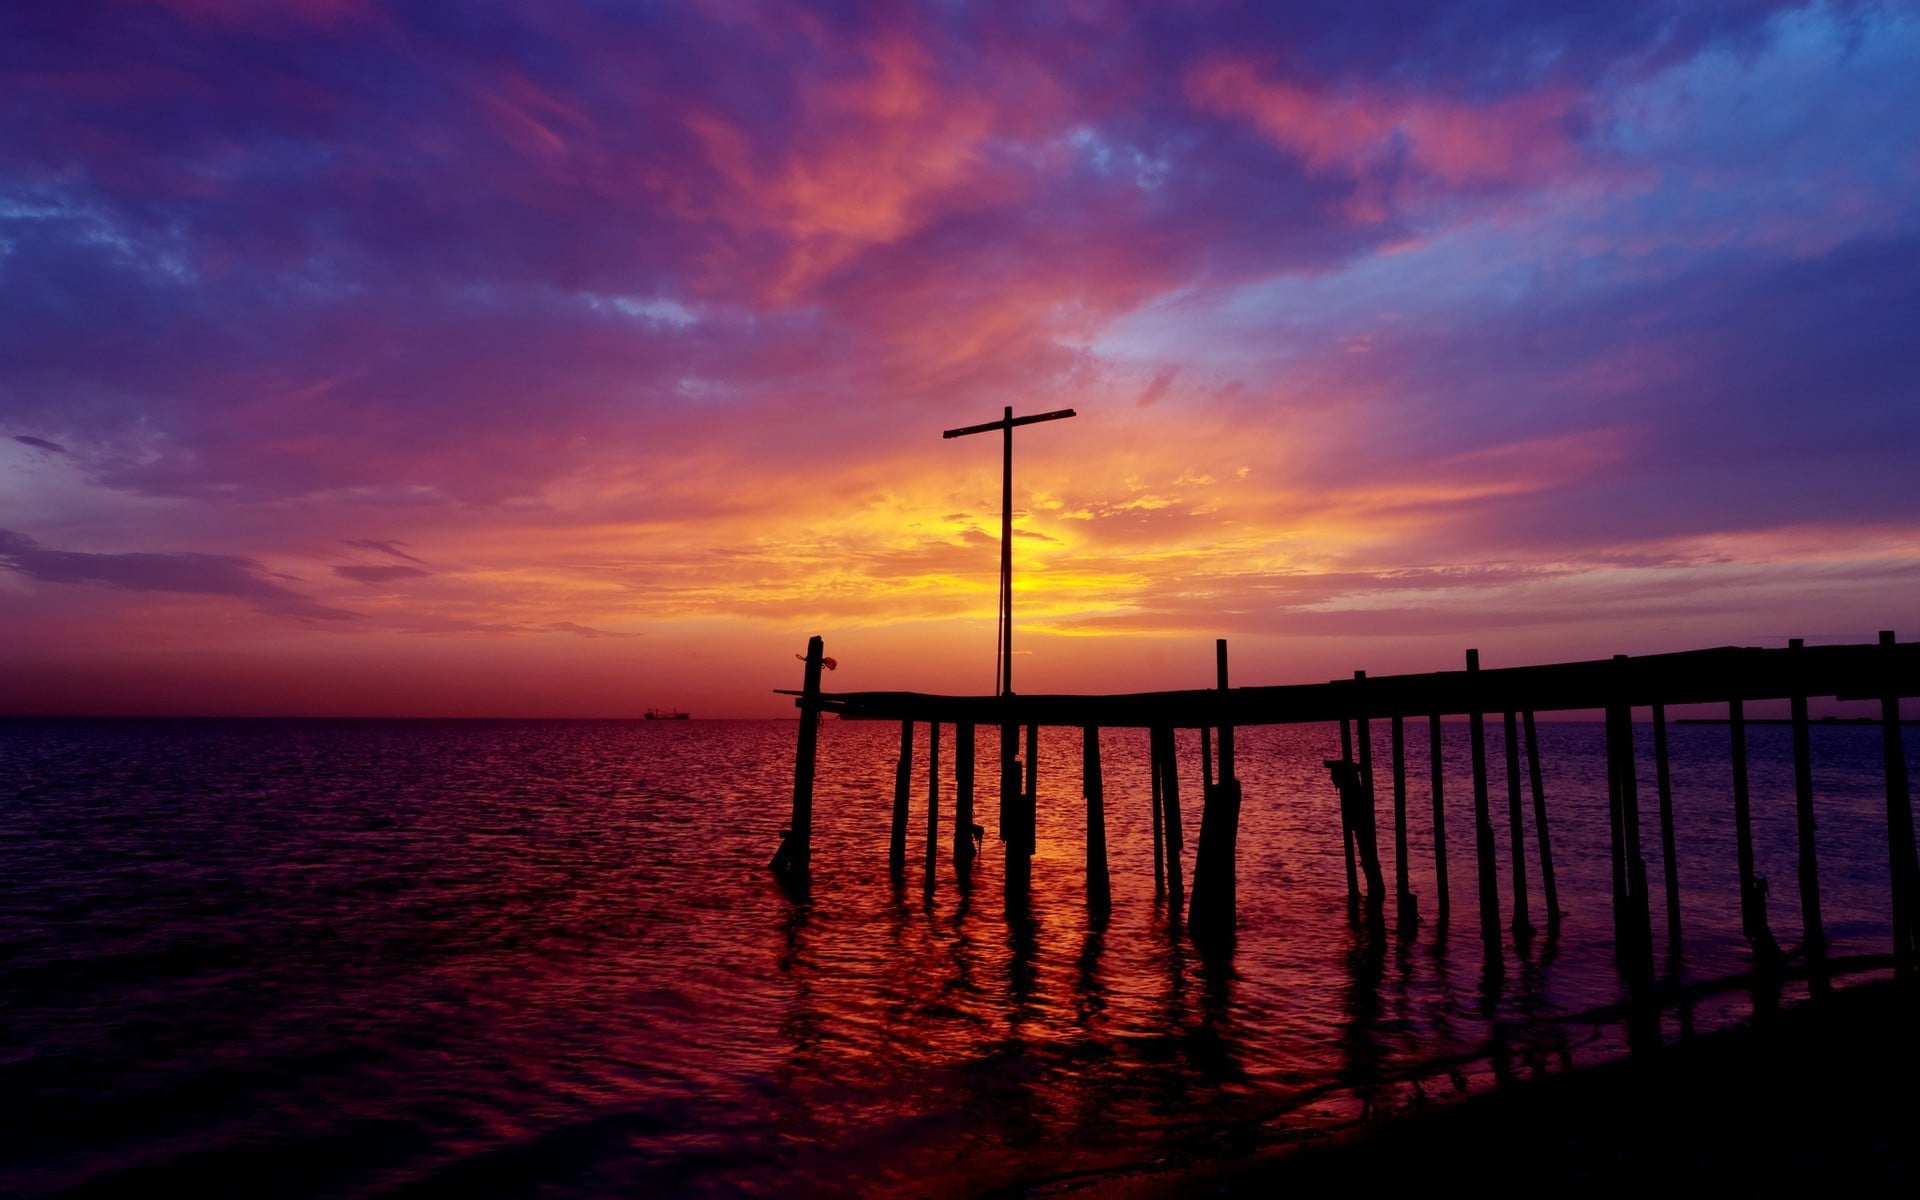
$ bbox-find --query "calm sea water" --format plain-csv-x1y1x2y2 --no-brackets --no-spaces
2,717,1913,1198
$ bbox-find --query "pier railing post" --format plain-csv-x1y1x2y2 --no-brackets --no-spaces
890,719,914,881
1084,726,1109,909
1466,650,1501,951
1788,639,1828,992
1880,631,1918,977
772,634,825,883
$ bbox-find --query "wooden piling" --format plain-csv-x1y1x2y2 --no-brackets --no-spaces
1191,639,1242,940
924,721,941,883
1002,718,1027,892
1084,726,1110,907
1788,639,1828,989
1729,699,1777,961
1151,739,1166,896
1604,702,1629,954
1880,631,1918,976
1391,714,1416,930
890,719,914,879
772,634,825,880
1503,711,1533,938
954,723,976,868
1652,702,1681,947
1339,717,1360,902
1617,696,1654,974
1430,713,1450,924
1522,711,1558,922
1466,650,1501,949
1152,724,1185,904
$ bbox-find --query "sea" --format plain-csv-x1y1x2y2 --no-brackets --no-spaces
2,716,1913,1198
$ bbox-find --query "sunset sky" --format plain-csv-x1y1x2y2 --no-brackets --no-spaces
3,0,1916,717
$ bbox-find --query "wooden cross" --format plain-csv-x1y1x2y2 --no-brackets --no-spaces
943,406,1077,698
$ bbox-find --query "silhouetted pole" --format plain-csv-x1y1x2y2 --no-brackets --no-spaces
1191,639,1242,941
925,721,941,884
1522,711,1558,923
1466,649,1501,950
1502,711,1533,940
1788,639,1828,992
1880,631,1918,977
1339,717,1360,903
1730,698,1779,964
1152,724,1185,907
1430,713,1450,924
772,634,824,881
1151,742,1165,896
1391,715,1416,931
954,723,976,869
1003,720,1027,893
1652,702,1682,947
1605,701,1629,955
1083,726,1110,908
1355,671,1384,913
890,719,914,880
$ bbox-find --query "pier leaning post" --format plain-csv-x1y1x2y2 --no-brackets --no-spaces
1604,699,1628,957
890,719,914,881
1084,726,1110,910
1430,712,1450,925
1002,717,1028,895
954,723,976,871
1025,723,1040,864
1729,698,1781,966
1353,671,1386,917
1152,724,1186,910
1191,638,1242,944
1502,710,1533,940
1339,717,1360,904
1466,650,1502,952
1788,639,1828,993
925,721,941,886
773,634,825,883
1391,714,1416,931
1879,631,1918,977
1653,702,1682,949
1151,738,1166,896
1522,711,1558,924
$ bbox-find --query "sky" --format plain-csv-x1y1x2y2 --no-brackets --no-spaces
2,0,1916,718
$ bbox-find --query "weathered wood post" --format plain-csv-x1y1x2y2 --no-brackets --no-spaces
1151,740,1166,896
1466,649,1501,950
890,719,914,880
1788,639,1828,991
1003,718,1028,893
1391,715,1416,930
1503,711,1533,939
1339,717,1360,903
1522,711,1558,923
1729,698,1780,964
1191,639,1242,942
1152,724,1185,906
924,721,941,884
1430,713,1450,924
1604,700,1629,955
1652,703,1682,947
1084,726,1110,908
772,635,825,882
954,723,976,869
1880,631,1918,976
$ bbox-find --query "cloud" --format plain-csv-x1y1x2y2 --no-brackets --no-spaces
0,529,356,621
333,564,430,584
343,538,425,563
11,436,69,454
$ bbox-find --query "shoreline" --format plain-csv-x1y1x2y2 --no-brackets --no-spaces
1041,976,1917,1197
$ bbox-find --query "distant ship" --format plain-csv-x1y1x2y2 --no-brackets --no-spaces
644,707,690,720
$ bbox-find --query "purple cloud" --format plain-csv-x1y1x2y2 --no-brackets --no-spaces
0,529,355,621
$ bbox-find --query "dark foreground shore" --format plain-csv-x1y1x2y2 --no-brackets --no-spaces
1058,977,1918,1198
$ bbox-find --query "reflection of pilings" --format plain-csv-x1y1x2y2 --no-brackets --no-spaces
1430,713,1450,924
890,719,914,880
1523,711,1558,922
954,723,975,869
1391,715,1416,931
1466,650,1501,950
1652,702,1682,947
1084,726,1110,908
771,634,824,882
1788,639,1828,992
1152,724,1185,907
1503,710,1533,939
1340,717,1360,904
1880,631,1919,977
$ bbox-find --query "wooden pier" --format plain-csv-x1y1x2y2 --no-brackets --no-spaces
774,633,1920,983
